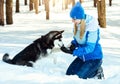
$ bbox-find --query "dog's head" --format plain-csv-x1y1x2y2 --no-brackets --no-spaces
34,30,64,49
47,30,64,41
44,30,64,49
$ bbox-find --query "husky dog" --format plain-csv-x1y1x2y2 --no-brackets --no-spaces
2,30,64,67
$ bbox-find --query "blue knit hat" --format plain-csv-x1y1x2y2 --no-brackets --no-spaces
70,2,85,19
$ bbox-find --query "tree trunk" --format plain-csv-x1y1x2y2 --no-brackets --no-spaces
0,0,4,26
94,0,97,7
25,0,27,5
79,0,83,3
97,0,106,28
39,0,41,6
109,0,112,6
16,0,20,13
65,0,68,9
29,0,33,11
62,0,68,10
52,0,55,7
72,0,75,7
6,0,13,25
34,0,39,14
44,0,50,20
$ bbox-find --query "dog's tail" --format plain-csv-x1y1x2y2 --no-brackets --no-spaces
2,53,13,64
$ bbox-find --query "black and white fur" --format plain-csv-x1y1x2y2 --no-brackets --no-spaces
2,30,64,67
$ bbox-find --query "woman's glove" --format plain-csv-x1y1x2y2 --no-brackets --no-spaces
69,44,76,52
60,45,73,54
58,41,75,54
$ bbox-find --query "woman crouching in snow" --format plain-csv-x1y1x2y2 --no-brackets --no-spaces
59,2,104,79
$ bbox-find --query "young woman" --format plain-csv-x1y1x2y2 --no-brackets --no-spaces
59,2,104,79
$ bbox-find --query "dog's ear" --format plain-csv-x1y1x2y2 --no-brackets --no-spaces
59,30,64,34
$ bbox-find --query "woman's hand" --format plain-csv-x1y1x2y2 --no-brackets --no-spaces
60,45,73,54
58,41,76,54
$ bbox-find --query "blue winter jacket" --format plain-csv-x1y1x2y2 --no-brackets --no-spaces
72,14,103,61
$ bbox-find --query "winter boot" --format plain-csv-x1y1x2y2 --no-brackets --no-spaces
95,66,105,79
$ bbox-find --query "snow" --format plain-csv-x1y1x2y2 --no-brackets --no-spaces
0,0,120,84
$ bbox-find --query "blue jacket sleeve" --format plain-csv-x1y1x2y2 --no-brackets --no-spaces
73,30,99,58
73,42,95,56
71,39,78,47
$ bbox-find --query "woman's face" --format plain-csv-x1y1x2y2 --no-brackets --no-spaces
72,19,81,25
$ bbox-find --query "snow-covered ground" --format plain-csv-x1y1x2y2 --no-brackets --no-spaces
0,0,120,84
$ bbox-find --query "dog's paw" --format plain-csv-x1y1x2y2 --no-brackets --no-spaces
26,63,33,67
47,49,52,54
26,61,33,67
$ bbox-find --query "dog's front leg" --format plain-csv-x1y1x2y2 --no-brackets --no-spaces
26,62,33,67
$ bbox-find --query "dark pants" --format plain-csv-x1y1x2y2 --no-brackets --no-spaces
66,57,102,79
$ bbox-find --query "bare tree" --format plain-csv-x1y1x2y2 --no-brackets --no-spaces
34,0,39,14
65,0,68,9
94,0,97,7
6,0,13,25
29,0,33,11
16,0,20,13
72,0,75,7
25,0,27,5
109,0,112,6
79,0,83,3
97,0,106,28
6,0,13,24
52,0,55,7
0,0,4,26
62,0,68,10
44,0,50,20
39,0,41,6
